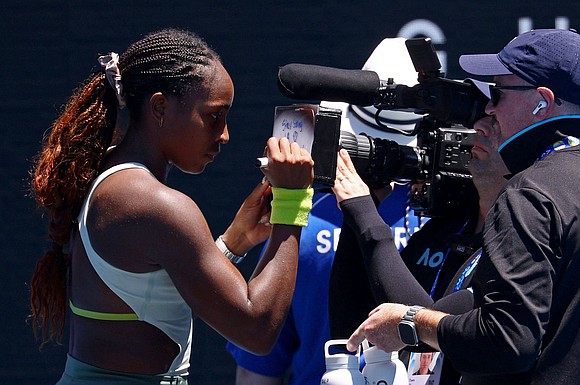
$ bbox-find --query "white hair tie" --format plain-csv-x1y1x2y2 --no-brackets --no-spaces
98,52,126,108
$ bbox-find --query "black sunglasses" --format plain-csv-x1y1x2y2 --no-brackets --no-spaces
489,85,537,106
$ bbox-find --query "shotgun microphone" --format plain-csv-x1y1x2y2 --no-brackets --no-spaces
277,63,382,106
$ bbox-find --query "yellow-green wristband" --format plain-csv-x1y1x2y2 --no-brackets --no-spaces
270,187,314,227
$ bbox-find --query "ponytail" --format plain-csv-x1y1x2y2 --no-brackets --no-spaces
30,71,117,344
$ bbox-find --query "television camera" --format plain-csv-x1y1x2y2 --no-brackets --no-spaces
276,38,489,217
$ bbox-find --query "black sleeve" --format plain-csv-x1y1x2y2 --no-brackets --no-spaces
340,196,435,305
328,217,378,339
329,195,476,338
329,195,437,339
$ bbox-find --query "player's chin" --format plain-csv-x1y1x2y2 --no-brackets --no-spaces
176,161,209,175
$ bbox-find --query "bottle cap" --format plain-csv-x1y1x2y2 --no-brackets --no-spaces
325,339,360,369
362,340,397,364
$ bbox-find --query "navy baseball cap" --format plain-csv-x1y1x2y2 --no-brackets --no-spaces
459,29,580,104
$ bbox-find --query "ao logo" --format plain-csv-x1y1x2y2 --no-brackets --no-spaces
397,17,571,75
417,248,444,268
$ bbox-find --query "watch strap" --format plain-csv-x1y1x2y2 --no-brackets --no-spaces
401,305,425,322
216,235,246,264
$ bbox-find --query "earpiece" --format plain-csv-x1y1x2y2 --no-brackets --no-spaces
533,100,548,115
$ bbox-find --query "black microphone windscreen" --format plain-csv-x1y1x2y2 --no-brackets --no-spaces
277,63,381,106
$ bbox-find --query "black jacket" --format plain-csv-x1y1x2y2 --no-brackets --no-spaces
439,116,580,385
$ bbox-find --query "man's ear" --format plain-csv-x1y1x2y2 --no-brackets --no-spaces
150,92,166,127
536,87,557,117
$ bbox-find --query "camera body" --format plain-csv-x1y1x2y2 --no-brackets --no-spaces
338,122,477,217
411,124,477,217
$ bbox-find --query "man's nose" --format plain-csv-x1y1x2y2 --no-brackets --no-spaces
484,99,495,116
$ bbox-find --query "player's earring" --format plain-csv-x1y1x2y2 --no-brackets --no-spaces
159,116,164,128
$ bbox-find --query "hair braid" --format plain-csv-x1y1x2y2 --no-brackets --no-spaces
30,72,117,345
120,29,220,116
29,28,222,345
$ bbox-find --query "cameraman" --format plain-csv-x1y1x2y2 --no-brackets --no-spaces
343,29,580,384
329,114,507,384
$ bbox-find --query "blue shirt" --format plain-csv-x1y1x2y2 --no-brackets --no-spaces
226,188,421,384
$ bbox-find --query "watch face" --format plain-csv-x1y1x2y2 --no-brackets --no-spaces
398,321,418,345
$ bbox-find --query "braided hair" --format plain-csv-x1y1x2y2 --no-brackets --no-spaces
29,28,220,345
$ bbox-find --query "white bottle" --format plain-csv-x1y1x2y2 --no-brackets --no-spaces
361,339,408,385
320,339,366,385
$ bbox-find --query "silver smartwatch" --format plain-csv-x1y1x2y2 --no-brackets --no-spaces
397,305,424,346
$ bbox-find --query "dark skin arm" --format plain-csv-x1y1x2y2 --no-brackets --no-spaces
80,137,313,366
95,139,313,354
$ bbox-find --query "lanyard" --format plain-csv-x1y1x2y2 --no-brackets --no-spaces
453,249,482,292
429,220,469,298
537,136,580,161
430,243,482,297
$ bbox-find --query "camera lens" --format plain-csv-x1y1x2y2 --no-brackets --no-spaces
339,131,421,188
